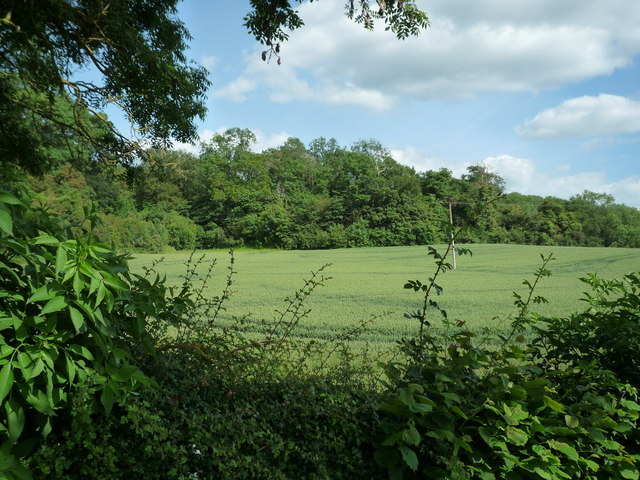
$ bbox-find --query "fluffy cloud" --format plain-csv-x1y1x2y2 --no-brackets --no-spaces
516,94,640,140
213,53,393,110
482,154,640,207
214,0,640,106
252,129,293,151
390,146,470,177
388,148,640,207
212,77,256,102
172,127,291,154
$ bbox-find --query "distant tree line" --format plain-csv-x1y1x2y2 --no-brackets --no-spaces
23,127,640,252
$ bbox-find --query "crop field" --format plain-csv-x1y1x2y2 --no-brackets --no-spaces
128,244,640,350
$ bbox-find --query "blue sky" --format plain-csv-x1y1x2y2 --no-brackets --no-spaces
166,0,640,207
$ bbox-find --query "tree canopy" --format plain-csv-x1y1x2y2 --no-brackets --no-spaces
21,129,640,252
0,0,212,175
1,0,430,176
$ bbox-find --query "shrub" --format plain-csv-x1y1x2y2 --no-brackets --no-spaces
27,360,383,480
537,272,640,388
375,242,640,479
0,190,157,478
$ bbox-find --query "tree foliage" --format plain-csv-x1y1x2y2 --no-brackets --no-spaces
0,0,210,175
22,129,640,252
245,0,430,62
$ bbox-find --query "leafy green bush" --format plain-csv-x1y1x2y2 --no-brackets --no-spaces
375,242,640,479
27,358,383,480
537,272,640,388
375,337,640,479
0,190,180,478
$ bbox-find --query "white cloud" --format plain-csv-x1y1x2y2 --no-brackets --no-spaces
390,146,470,177
214,0,640,105
252,129,292,152
482,154,640,207
483,155,536,193
202,55,218,70
323,83,393,110
517,94,640,140
212,77,256,102
172,127,291,154
213,54,393,110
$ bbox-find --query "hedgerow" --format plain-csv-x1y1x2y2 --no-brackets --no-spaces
3,190,639,479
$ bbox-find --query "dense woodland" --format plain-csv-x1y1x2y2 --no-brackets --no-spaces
21,127,640,253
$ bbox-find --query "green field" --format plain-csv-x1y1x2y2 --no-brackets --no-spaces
128,244,640,348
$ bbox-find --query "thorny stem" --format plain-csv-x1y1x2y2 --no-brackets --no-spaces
417,226,464,355
502,253,555,346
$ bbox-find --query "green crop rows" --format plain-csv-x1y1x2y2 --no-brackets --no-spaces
128,244,640,350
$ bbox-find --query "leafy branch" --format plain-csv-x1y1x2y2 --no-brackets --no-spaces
403,223,472,359
502,252,555,345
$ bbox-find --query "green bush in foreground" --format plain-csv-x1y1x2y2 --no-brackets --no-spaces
27,358,383,479
375,249,640,479
376,328,640,479
6,191,640,479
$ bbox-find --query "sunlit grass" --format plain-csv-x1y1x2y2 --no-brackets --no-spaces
128,244,640,349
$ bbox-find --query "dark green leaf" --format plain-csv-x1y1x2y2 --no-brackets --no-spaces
382,431,403,446
580,458,599,472
506,426,528,446
621,399,640,411
478,426,495,446
0,363,13,403
101,274,127,290
68,344,94,361
564,415,579,429
543,395,565,413
398,388,415,406
25,388,54,415
68,306,85,334
95,282,106,308
23,358,44,382
73,272,82,297
0,192,23,206
532,466,554,480
402,425,421,446
100,384,115,415
548,439,579,461
65,354,76,384
27,285,56,303
399,445,418,471
32,235,59,245
55,246,68,275
0,210,12,235
41,296,68,315
6,398,25,443
621,466,639,480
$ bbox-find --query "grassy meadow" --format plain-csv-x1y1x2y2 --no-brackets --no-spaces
128,244,640,350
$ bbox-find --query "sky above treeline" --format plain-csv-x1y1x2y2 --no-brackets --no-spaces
168,0,640,208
